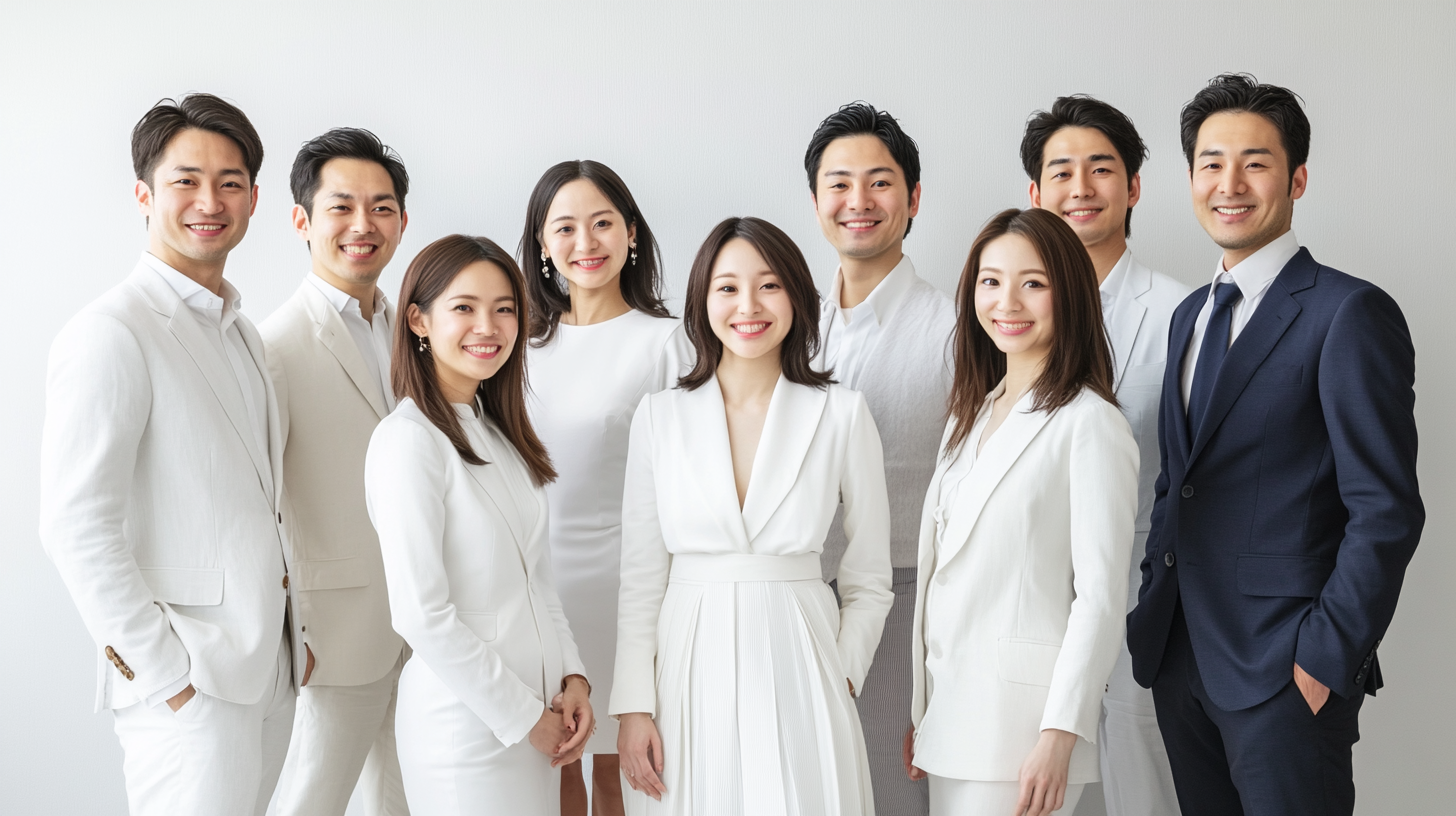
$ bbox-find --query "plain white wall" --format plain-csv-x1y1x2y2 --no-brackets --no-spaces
2,2,1451,813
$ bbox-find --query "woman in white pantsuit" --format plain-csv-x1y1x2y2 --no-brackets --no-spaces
519,161,693,815
613,217,894,816
905,209,1138,816
365,235,594,814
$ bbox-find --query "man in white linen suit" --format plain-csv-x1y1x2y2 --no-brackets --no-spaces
1025,95,1191,816
40,94,311,816
263,128,412,816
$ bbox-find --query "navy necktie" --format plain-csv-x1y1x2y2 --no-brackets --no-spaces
1188,282,1243,435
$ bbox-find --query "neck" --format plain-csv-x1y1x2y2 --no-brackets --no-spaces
314,265,381,321
437,371,480,406
1002,349,1048,402
1085,235,1128,285
836,246,903,309
716,348,781,406
149,240,225,296
1222,225,1291,271
561,279,632,326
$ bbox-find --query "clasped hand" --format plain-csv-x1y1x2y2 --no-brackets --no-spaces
528,675,593,768
904,726,1077,816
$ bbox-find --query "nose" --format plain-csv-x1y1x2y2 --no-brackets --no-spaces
1219,164,1248,197
737,287,763,316
195,185,223,215
846,182,871,211
574,226,596,254
1071,169,1094,199
351,206,374,234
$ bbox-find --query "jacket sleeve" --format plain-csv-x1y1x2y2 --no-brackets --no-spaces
366,418,543,746
835,392,895,693
610,396,672,718
39,314,191,703
1297,285,1423,697
1042,400,1138,742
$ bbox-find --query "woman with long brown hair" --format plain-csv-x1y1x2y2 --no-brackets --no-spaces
903,208,1138,816
364,234,593,814
610,217,893,815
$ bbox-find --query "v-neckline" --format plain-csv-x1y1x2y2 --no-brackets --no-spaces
723,375,784,512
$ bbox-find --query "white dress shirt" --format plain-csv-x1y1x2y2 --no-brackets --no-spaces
306,274,396,412
139,252,275,707
820,255,919,388
1179,231,1301,411
1098,250,1130,328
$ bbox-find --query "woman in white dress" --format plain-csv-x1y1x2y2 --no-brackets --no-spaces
612,217,894,815
904,209,1138,816
365,235,594,814
518,161,693,816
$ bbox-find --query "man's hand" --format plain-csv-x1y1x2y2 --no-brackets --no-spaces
903,725,927,781
1293,662,1330,715
302,644,315,687
166,684,196,713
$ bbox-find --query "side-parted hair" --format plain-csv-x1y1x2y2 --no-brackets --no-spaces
1180,73,1310,187
392,235,556,485
947,208,1116,453
519,160,670,345
132,94,263,186
804,102,922,238
1021,95,1148,238
679,217,833,392
290,127,410,216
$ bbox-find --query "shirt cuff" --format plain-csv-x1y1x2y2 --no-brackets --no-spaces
147,672,191,709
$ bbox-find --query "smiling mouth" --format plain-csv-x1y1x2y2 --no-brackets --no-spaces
1064,208,1102,218
995,320,1033,334
840,220,881,230
188,224,225,233
732,321,771,336
573,257,607,270
1214,206,1253,215
463,344,501,357
343,244,378,257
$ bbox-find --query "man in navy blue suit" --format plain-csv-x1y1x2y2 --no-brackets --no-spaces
1126,73,1424,816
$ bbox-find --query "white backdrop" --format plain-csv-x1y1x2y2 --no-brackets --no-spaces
2,2,1451,814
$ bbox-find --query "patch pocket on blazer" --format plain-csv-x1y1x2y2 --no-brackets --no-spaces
1236,554,1334,598
140,568,224,606
997,638,1062,687
293,557,371,591
458,612,498,642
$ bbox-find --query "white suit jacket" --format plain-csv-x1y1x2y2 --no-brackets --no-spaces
40,260,305,711
365,398,586,746
909,386,1137,783
261,281,404,687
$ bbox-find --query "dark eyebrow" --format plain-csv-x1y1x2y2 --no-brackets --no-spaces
1241,148,1274,156
822,167,897,177
1045,157,1071,167
550,208,617,224
1089,153,1118,163
172,165,246,178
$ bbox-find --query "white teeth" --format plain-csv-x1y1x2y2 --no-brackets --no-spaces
997,321,1031,330
190,224,222,231
1215,206,1252,214
1067,209,1099,217
344,245,376,255
843,221,877,228
734,323,768,333
464,345,500,354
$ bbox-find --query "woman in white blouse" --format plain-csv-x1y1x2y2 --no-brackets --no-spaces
612,217,894,815
518,161,692,816
365,235,594,814
904,209,1138,816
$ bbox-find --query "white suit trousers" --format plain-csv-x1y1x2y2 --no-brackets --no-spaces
929,776,1084,816
112,635,295,816
272,652,409,816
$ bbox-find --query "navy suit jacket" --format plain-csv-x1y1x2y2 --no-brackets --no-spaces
1127,248,1423,711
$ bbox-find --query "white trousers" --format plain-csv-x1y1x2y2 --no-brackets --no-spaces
929,776,1084,816
113,635,295,816
1098,531,1180,816
272,651,409,816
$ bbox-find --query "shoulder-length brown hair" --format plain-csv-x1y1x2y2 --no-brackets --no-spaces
392,234,556,485
947,208,1116,452
678,217,833,391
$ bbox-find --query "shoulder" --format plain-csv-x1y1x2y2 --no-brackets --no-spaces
258,288,314,346
1062,387,1127,426
904,277,957,322
1140,267,1195,313
825,382,872,419
373,399,445,451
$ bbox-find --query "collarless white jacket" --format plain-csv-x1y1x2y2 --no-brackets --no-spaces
41,261,306,711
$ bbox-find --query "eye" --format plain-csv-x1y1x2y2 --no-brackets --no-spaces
1024,279,1047,289
454,304,473,313
222,181,244,188
760,281,781,291
594,219,611,229
829,182,847,190
1092,167,1111,175
979,277,999,287
556,225,573,235
718,285,738,294
1202,161,1222,171
330,205,349,212
497,304,516,314
372,206,394,214
174,178,195,186
1051,171,1069,180
872,180,890,188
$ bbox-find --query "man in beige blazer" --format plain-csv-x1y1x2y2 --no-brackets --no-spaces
263,128,411,816
40,95,308,816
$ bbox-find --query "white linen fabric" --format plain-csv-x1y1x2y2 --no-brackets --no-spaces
527,310,692,753
927,775,1084,816
366,398,587,813
304,273,396,411
911,385,1138,784
611,375,894,815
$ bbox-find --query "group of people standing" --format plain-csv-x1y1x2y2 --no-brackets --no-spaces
39,72,1423,816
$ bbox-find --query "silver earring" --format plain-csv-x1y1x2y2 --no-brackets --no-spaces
540,250,551,278
630,247,638,266
417,335,430,352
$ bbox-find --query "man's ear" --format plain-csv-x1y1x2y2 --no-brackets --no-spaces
1028,180,1041,208
1126,173,1142,209
1290,164,1308,200
135,179,153,220
907,182,922,218
291,203,311,241
249,184,259,217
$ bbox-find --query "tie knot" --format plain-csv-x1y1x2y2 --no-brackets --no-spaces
1213,281,1242,308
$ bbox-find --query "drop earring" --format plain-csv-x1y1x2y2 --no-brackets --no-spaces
630,245,638,266
541,250,551,278
417,335,430,352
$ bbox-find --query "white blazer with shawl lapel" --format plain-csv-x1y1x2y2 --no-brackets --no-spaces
909,385,1138,783
262,281,404,687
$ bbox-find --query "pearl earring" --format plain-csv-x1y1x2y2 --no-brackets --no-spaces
541,250,551,278
417,335,430,352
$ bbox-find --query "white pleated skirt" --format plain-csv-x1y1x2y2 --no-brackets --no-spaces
640,552,874,816
395,657,560,815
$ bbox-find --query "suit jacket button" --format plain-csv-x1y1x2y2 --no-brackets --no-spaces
1355,672,1365,685
1165,552,1176,567
1181,485,1195,498
282,575,290,589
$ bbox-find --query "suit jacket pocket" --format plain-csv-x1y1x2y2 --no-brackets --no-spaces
140,567,224,606
458,612,498,642
1236,554,1334,598
294,557,371,591
998,638,1061,687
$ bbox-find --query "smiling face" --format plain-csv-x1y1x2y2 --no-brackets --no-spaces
540,178,636,294
407,261,520,404
813,134,920,264
136,127,258,281
707,238,793,365
974,233,1055,367
1190,111,1307,268
294,157,407,292
1030,126,1139,252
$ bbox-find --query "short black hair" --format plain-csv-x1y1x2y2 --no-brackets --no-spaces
290,127,409,216
1180,73,1309,187
1021,95,1148,238
132,94,263,187
804,102,922,237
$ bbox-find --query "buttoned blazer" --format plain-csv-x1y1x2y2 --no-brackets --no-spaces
1127,249,1424,710
40,261,305,711
261,282,404,687
365,398,587,746
909,387,1138,783
1104,256,1192,534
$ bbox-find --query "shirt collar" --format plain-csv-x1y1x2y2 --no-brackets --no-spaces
1099,249,1132,300
825,254,918,327
1214,230,1300,300
141,252,242,317
307,272,389,322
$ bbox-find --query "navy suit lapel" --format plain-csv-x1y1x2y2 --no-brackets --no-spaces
1166,290,1203,460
